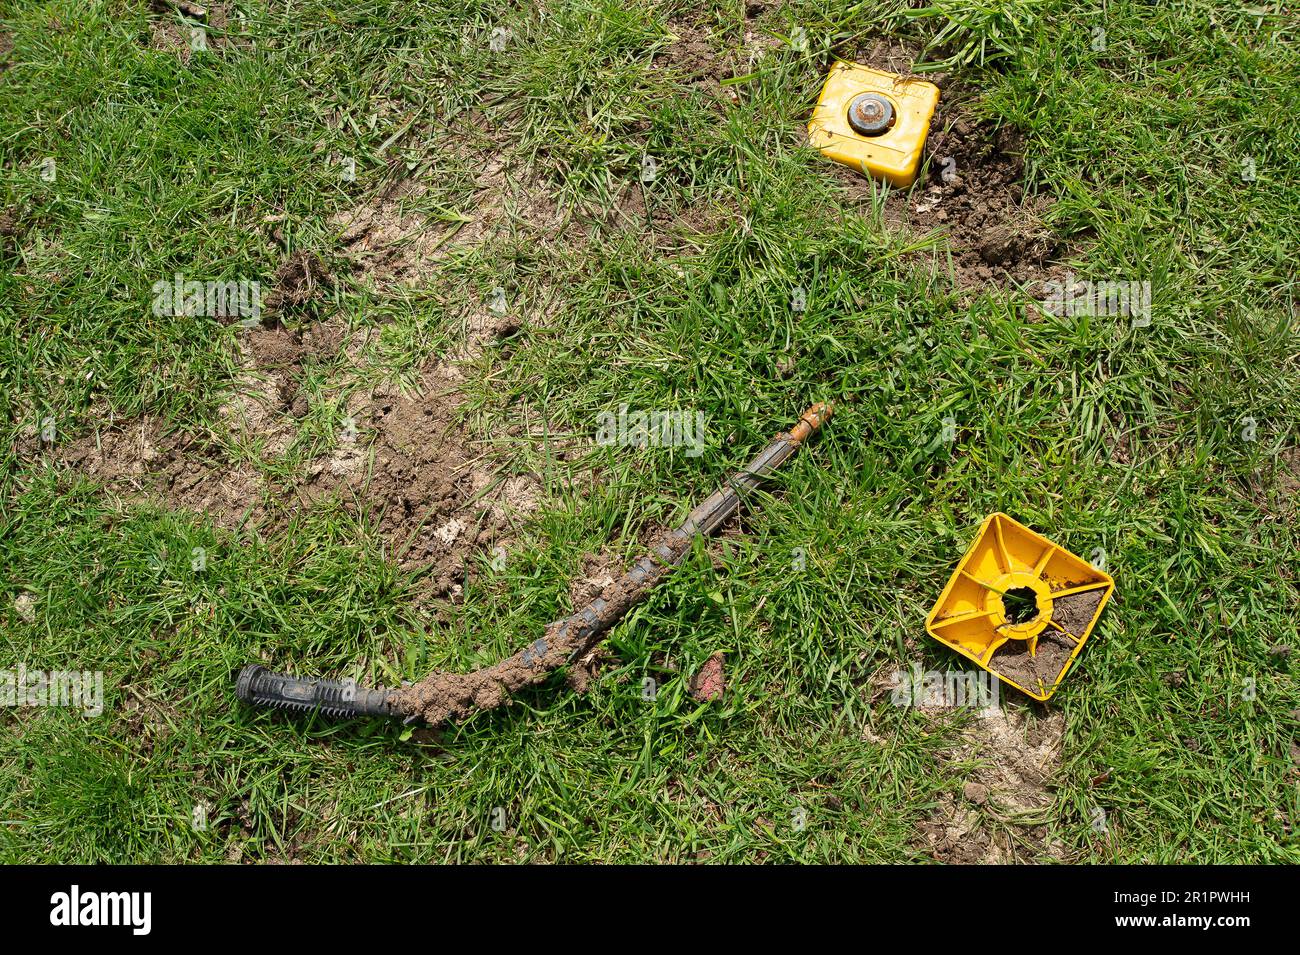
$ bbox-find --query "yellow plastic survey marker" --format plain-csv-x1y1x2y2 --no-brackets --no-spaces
808,62,940,188
925,513,1114,701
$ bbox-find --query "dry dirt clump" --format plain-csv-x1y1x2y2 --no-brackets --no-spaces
689,651,726,702
262,251,332,319
918,703,1068,863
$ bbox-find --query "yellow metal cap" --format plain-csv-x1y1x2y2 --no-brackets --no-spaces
808,62,940,188
925,513,1115,701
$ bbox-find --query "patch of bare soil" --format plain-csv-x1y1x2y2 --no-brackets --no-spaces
835,107,1058,292
55,373,538,598
332,158,564,289
332,179,445,288
849,37,934,78
658,18,720,83
219,320,340,453
1260,447,1300,517
56,328,315,503
918,704,1068,863
60,413,269,530
53,306,538,591
905,115,1059,288
606,173,728,247
1280,448,1300,493
658,5,783,93
298,358,541,593
147,1,229,63
30,104,553,605
0,206,21,255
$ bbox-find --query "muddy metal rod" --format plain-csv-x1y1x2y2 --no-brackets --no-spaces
235,401,833,727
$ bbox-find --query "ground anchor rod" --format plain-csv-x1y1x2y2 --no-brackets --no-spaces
234,402,834,727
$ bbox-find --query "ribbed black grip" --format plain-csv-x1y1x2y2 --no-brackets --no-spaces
235,665,394,719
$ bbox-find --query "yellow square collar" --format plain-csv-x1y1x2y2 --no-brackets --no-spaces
925,513,1115,701
808,63,940,188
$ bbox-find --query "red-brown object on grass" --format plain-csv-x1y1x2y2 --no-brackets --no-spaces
689,652,726,702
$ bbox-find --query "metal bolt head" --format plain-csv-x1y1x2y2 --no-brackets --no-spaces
847,93,895,136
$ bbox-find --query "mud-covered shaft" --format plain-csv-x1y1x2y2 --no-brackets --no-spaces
485,400,834,669
562,400,833,650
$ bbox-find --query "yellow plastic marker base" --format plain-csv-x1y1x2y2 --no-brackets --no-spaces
925,514,1114,701
808,62,940,188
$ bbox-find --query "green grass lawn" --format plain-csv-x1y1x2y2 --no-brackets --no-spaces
1,0,1297,863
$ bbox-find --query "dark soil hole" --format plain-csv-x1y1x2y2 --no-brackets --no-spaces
1003,586,1040,625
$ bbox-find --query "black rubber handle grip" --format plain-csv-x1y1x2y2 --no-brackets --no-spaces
235,665,394,719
